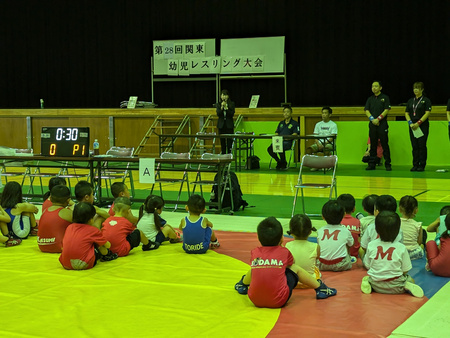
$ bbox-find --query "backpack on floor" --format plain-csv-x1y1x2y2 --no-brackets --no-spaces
246,155,260,169
210,171,248,212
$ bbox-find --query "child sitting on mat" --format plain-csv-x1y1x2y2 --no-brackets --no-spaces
74,180,109,229
357,194,378,237
337,193,361,262
0,181,39,239
361,211,424,297
0,206,22,247
235,216,337,308
102,197,155,256
179,194,219,254
316,200,354,271
285,214,321,288
108,182,138,225
360,195,403,259
426,214,450,277
426,205,450,246
37,185,73,253
137,195,181,248
399,195,425,260
42,176,74,213
59,202,118,270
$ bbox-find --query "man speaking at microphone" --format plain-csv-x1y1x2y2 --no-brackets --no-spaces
216,89,235,154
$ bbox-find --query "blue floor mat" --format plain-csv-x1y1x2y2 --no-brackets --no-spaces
409,256,450,299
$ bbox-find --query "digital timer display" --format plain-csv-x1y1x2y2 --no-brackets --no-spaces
41,127,90,157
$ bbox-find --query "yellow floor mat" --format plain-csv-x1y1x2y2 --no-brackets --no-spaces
0,239,278,337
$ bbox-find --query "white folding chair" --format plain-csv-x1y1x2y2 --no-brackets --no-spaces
1,148,32,186
150,152,191,211
191,153,234,211
94,147,135,198
292,155,338,217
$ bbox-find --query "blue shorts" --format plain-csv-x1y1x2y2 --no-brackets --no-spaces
155,231,168,244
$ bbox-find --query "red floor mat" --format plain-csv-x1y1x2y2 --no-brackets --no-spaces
214,231,427,338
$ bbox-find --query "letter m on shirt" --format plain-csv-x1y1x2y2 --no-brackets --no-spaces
321,229,340,241
375,246,395,261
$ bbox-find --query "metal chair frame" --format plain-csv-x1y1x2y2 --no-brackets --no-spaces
191,153,234,211
292,155,338,217
150,152,191,211
269,139,297,169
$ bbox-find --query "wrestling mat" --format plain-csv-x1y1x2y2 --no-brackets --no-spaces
1,229,445,337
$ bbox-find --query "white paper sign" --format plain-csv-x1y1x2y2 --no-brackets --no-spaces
272,136,283,153
139,158,155,183
127,96,138,109
413,127,424,138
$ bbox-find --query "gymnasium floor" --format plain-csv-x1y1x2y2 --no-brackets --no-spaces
1,163,450,337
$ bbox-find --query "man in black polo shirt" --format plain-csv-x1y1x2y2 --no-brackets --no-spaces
364,81,392,171
267,106,300,170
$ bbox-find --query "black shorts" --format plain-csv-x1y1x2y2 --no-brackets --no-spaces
283,268,300,306
126,229,141,251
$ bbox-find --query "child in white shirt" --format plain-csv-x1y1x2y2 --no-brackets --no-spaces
361,211,424,297
316,200,354,271
285,214,321,287
399,195,425,260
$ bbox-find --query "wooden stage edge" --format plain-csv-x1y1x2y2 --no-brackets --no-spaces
1,106,448,118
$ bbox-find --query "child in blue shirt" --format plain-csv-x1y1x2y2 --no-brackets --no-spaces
179,194,219,254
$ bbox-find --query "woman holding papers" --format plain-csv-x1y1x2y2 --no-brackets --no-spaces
405,82,432,172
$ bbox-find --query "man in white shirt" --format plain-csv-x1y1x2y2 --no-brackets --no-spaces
306,106,338,156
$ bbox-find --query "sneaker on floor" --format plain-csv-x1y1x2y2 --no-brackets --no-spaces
169,237,183,243
210,240,220,249
101,249,118,262
315,280,337,299
405,281,424,298
4,237,22,247
142,241,160,251
361,276,372,294
235,275,249,295
365,165,376,171
385,164,392,171
29,227,38,236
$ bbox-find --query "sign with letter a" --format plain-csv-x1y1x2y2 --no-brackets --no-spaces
139,158,155,183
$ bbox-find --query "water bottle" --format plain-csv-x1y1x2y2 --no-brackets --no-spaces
40,99,44,109
93,139,100,155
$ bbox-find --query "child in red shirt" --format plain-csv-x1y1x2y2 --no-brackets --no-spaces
59,202,117,270
234,217,337,308
337,193,361,261
102,197,154,257
107,182,138,225
38,185,73,253
42,177,74,213
74,181,109,229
